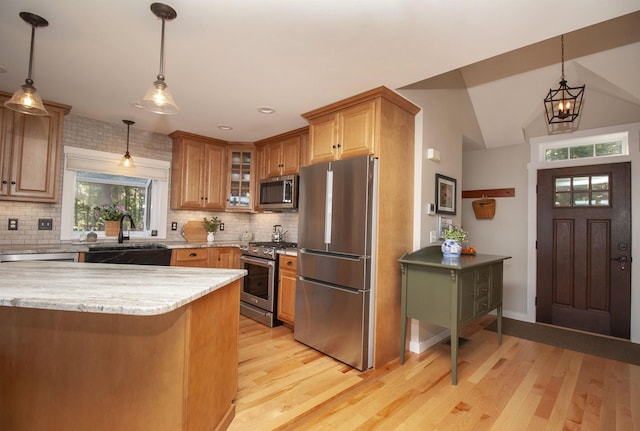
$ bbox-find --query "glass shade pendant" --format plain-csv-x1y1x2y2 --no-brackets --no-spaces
544,35,585,124
4,12,49,116
141,3,179,115
119,120,136,168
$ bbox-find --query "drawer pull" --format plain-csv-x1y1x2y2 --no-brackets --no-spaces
189,253,198,257
287,261,293,266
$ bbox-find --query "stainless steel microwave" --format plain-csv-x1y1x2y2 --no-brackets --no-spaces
258,175,298,210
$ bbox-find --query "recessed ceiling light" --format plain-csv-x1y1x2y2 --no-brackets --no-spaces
0,66,7,74
218,125,233,131
257,106,276,114
130,101,144,109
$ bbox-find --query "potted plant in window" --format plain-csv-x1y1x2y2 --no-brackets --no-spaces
441,225,467,257
93,202,125,236
203,216,221,242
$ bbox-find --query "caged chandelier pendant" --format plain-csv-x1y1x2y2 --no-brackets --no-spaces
544,35,585,124
4,12,50,116
141,3,179,114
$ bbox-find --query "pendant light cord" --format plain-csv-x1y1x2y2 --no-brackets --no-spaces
157,17,166,81
26,25,36,84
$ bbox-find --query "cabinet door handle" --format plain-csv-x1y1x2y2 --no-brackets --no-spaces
1,180,7,184
11,181,16,185
287,261,293,266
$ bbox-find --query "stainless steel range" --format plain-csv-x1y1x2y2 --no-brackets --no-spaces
238,241,297,327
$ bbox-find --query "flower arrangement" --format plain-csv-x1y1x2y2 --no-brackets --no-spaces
202,216,221,233
93,202,125,222
441,225,467,243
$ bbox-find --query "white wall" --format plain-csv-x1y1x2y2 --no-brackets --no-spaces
400,88,468,351
461,144,530,320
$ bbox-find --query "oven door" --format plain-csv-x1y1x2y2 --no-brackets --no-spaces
239,255,276,312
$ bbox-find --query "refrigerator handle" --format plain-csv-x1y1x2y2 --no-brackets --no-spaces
324,169,333,244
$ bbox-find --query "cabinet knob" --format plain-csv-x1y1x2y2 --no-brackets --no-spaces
1,180,7,184
336,144,341,148
11,181,16,185
287,261,293,266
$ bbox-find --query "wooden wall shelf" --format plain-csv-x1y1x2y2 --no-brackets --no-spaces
462,188,515,199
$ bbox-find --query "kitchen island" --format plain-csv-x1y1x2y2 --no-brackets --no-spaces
0,262,246,431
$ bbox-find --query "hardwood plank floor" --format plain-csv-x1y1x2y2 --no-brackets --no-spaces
228,316,640,431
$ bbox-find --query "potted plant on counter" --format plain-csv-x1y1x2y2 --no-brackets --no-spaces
441,225,467,257
203,216,221,242
93,202,124,236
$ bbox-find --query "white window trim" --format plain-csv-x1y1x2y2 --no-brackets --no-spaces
536,131,629,165
60,146,170,241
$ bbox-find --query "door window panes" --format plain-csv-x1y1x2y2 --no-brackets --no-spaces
553,175,610,207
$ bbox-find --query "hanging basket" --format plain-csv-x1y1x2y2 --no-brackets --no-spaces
472,198,496,219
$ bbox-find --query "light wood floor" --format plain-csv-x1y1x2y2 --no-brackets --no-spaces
228,315,640,431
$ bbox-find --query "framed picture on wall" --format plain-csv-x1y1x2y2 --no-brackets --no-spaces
435,173,457,215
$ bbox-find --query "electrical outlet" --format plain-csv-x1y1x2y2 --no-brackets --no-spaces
219,223,225,231
38,218,53,230
8,218,18,231
429,231,438,244
171,222,178,231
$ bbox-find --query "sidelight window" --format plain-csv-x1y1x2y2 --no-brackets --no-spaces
554,175,610,207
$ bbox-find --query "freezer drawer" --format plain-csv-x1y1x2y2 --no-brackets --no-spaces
298,250,368,291
294,277,371,370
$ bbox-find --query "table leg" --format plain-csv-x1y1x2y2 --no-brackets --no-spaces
497,303,503,345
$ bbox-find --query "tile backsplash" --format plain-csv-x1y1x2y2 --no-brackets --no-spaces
0,114,298,247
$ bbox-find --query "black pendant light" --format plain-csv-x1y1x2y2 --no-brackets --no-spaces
119,120,136,168
4,12,49,116
141,3,179,115
544,35,585,124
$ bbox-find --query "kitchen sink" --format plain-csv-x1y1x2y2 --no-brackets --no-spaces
87,243,169,252
84,243,172,266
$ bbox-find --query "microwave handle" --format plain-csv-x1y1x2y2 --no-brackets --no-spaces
283,179,292,203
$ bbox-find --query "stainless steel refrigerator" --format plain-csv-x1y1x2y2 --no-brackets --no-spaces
295,155,377,371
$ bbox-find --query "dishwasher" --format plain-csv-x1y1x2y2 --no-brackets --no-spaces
0,253,79,263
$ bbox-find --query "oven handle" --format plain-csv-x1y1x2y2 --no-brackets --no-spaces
239,255,276,268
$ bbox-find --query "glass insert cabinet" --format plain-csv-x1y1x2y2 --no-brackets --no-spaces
227,146,254,211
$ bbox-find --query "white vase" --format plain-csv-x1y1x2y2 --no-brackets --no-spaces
441,239,462,257
207,232,215,243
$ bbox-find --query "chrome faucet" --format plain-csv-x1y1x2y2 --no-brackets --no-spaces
118,214,135,243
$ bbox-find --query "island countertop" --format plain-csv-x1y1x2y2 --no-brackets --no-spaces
0,261,246,316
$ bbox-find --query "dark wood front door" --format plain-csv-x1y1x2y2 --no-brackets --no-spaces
537,162,631,339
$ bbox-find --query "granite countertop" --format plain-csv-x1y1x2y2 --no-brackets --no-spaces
0,261,246,316
0,240,247,255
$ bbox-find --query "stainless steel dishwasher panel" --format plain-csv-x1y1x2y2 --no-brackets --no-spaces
0,253,79,263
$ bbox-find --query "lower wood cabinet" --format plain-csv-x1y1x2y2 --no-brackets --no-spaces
277,255,297,326
171,247,241,269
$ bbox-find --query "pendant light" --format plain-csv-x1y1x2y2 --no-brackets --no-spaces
4,12,49,116
141,3,179,115
119,120,136,168
544,35,585,124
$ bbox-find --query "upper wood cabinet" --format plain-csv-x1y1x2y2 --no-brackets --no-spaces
169,131,226,210
305,100,376,164
0,92,71,203
301,87,420,166
225,144,254,212
255,127,308,179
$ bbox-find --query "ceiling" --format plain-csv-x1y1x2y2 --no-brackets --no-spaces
1,1,639,148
